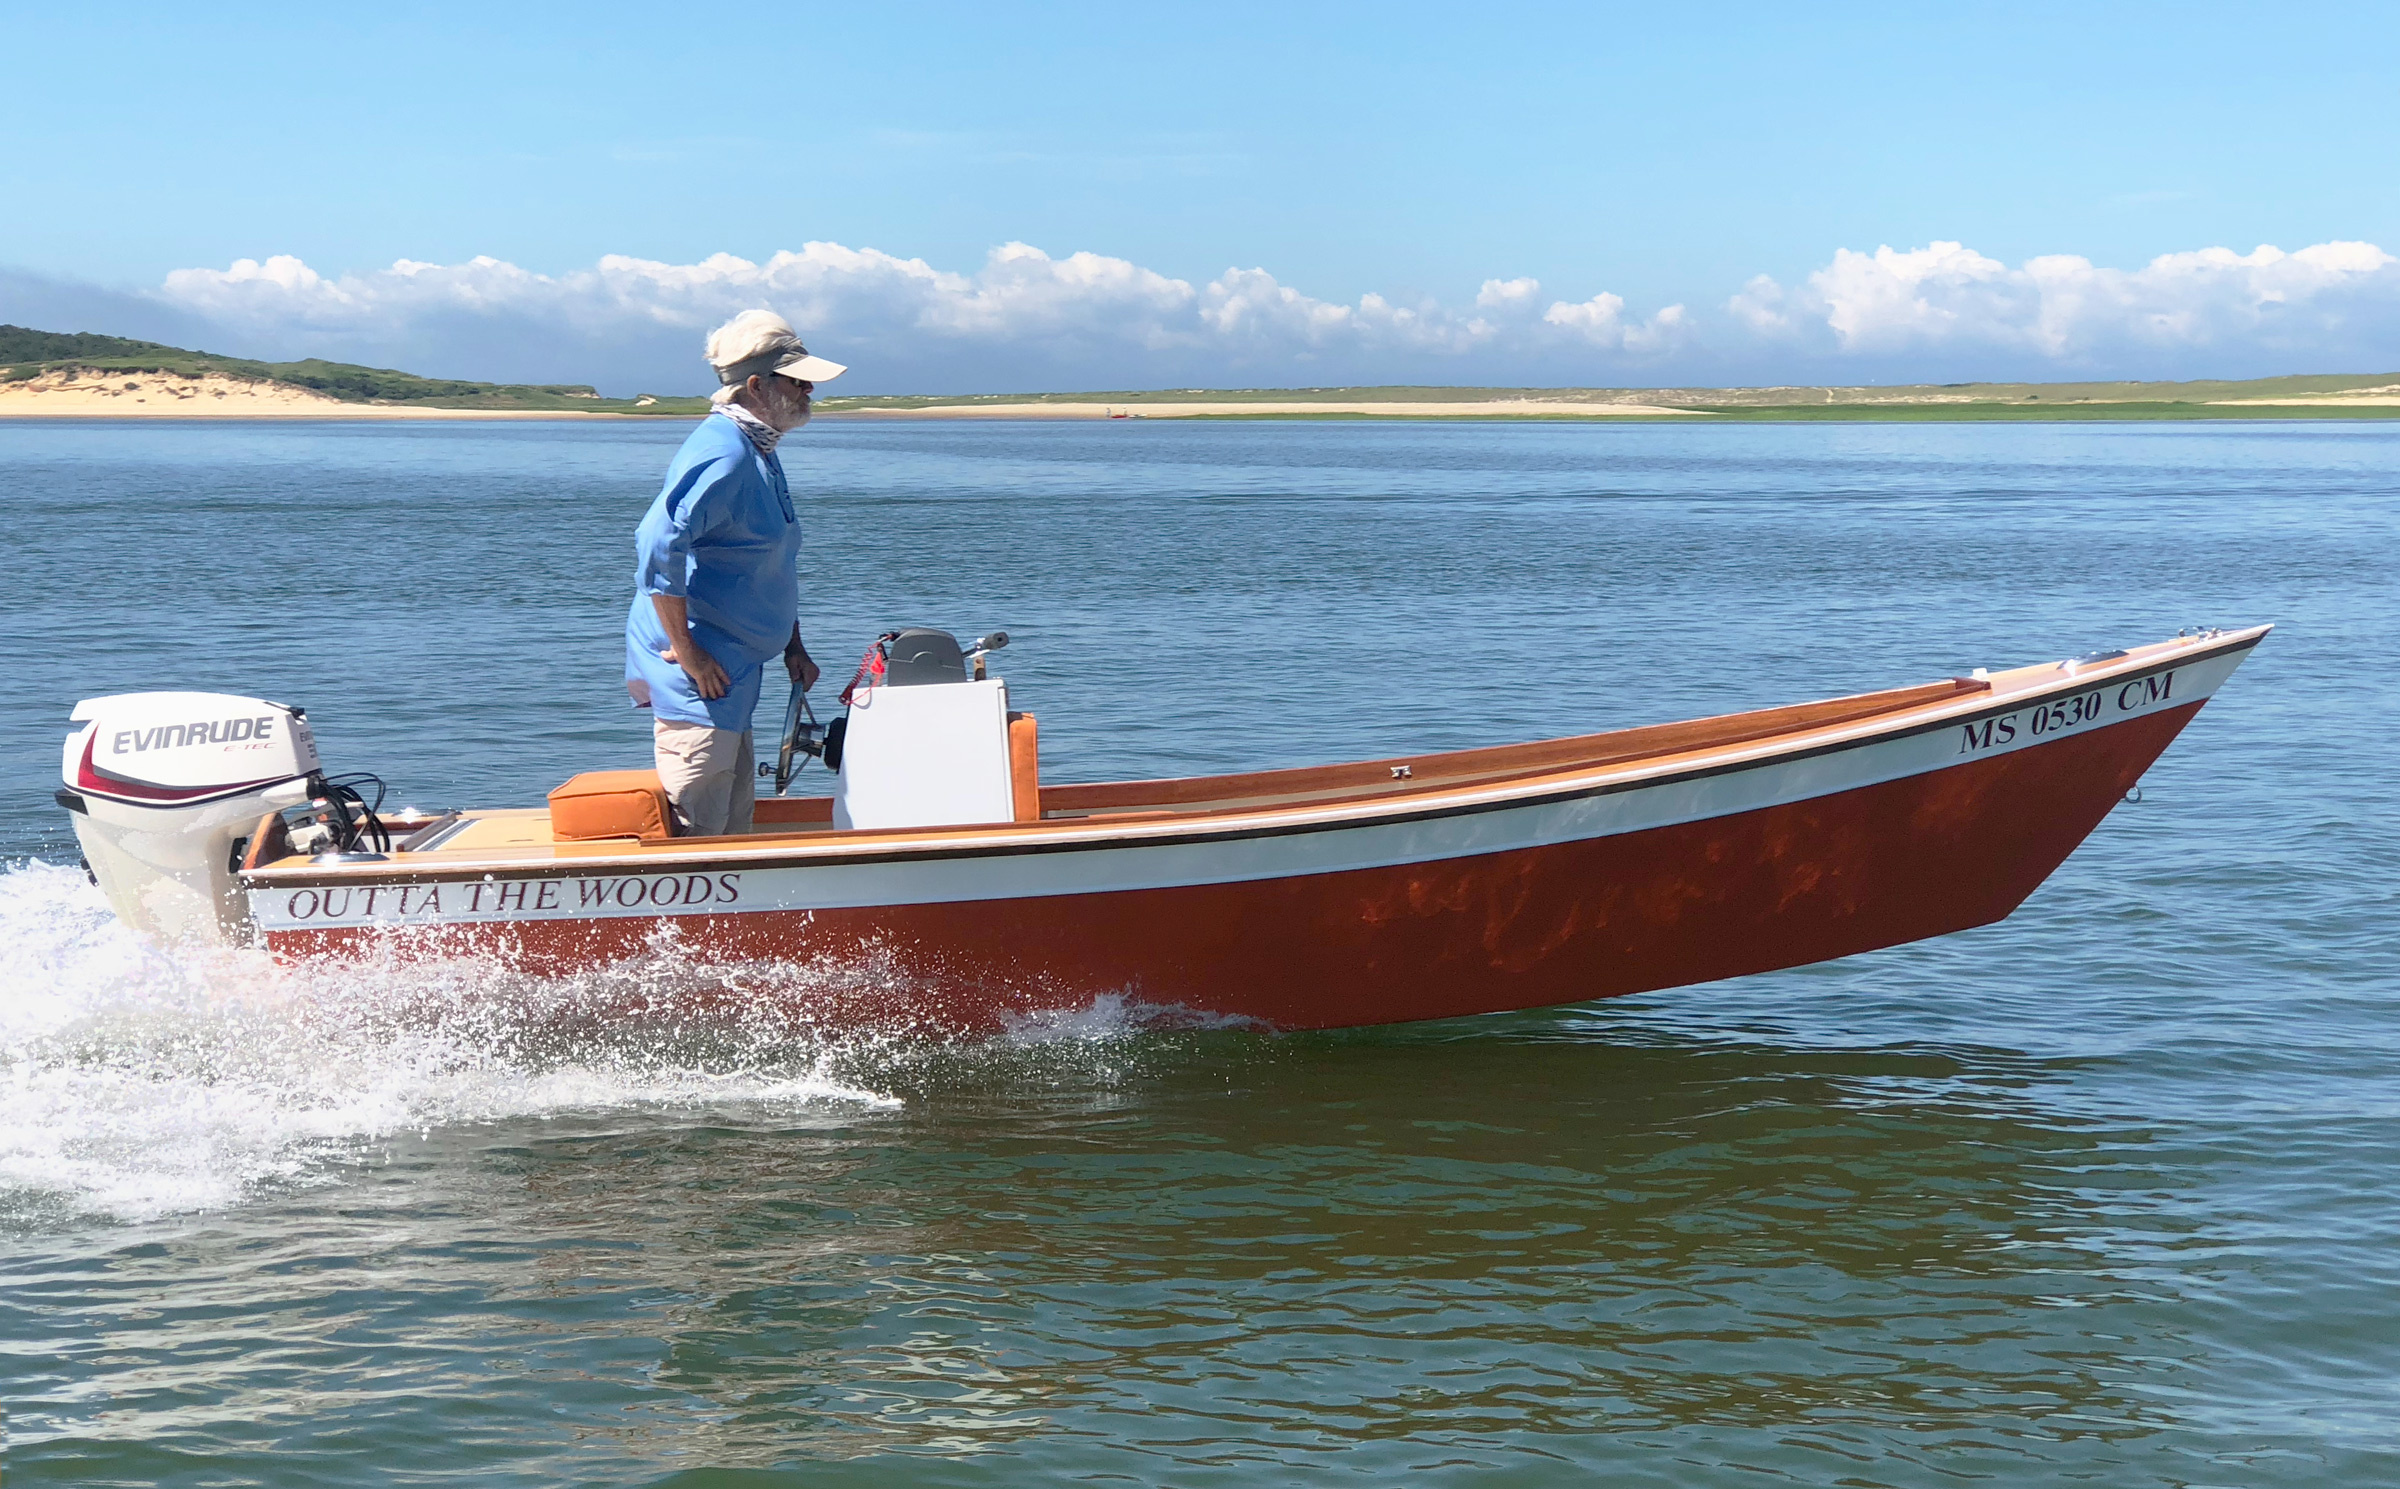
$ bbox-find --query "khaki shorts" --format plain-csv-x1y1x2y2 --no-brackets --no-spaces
652,719,755,836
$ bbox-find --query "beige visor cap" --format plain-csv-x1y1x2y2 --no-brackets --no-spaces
770,348,848,384
706,309,848,386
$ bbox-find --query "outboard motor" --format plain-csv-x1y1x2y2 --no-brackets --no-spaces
58,692,321,944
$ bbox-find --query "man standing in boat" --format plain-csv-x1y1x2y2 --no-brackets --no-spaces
625,310,840,835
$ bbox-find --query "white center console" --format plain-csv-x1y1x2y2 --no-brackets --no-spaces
833,677,1019,831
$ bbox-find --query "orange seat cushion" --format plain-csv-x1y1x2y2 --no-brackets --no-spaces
549,769,674,842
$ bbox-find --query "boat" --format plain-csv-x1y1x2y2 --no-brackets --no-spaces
57,624,2268,1032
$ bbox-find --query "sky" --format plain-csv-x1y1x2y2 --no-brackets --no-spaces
4,2,2398,395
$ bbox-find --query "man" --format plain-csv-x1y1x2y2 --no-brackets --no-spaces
624,310,841,835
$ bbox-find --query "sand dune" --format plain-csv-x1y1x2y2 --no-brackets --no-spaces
0,370,626,418
2208,390,2400,406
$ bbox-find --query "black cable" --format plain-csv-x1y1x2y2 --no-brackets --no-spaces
325,772,387,812
319,773,392,853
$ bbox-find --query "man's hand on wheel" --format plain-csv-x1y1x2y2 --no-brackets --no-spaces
667,643,731,699
785,636,820,692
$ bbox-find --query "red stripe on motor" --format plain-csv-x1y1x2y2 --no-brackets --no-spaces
76,732,287,804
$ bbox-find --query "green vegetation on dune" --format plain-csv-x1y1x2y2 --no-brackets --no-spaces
0,326,196,364
0,325,708,414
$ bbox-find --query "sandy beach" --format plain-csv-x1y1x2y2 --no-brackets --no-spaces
0,370,637,419
2207,390,2400,406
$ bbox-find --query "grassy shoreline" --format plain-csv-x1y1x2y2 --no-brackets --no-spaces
1164,401,2400,422
818,373,2400,421
7,325,2398,421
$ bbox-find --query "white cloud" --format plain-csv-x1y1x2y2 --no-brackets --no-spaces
1732,238,2400,369
1726,273,1793,336
53,234,2399,393
148,242,1720,392
1475,276,1542,311
1543,291,1692,353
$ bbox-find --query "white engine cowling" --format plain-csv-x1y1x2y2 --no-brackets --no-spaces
60,691,320,944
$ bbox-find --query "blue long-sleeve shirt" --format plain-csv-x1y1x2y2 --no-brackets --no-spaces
624,414,801,730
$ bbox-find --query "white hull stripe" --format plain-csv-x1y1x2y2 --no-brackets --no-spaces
251,644,2246,934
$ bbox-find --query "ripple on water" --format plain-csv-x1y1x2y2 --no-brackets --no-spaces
3,421,2398,1486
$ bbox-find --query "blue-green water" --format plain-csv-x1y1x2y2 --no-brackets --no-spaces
1,418,2394,1485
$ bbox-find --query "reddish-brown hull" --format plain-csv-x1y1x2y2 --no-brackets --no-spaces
270,701,2206,1031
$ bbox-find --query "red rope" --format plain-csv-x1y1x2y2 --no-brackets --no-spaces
837,633,900,707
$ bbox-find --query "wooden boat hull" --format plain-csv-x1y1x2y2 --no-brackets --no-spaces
245,629,2264,1032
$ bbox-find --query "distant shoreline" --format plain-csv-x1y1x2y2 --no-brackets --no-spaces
12,403,2400,424
821,376,2400,421
0,406,659,421
835,398,1705,420
7,367,2400,423
827,398,2400,423
11,325,2400,422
